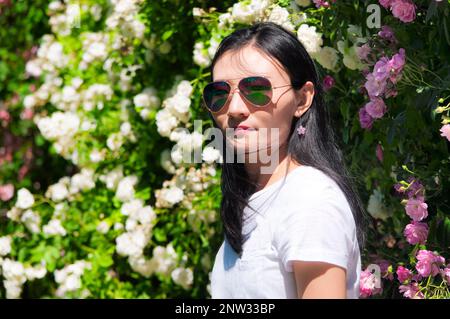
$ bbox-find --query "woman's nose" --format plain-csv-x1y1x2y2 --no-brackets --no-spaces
227,88,250,118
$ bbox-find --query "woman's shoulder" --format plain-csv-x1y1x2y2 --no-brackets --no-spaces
283,165,344,200
279,165,355,222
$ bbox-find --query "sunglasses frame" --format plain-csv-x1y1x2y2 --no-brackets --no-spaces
202,76,292,113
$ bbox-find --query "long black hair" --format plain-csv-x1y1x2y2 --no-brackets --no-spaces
208,22,369,256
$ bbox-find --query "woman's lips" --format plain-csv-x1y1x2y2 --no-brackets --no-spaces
234,127,256,135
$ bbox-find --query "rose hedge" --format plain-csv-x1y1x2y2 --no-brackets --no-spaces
0,0,449,299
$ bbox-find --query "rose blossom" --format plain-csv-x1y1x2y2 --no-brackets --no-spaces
365,72,387,98
0,184,14,201
378,25,397,43
376,144,383,162
405,198,428,221
322,75,335,91
396,266,413,283
415,250,445,277
404,221,428,245
388,48,406,84
391,0,416,23
399,282,424,299
379,0,393,9
440,124,450,142
407,179,425,201
360,268,382,298
442,266,450,283
365,98,387,119
359,107,374,129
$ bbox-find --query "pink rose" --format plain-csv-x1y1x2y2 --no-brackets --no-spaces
405,198,428,221
322,75,335,91
365,73,387,98
399,283,424,299
415,250,445,277
20,108,34,120
359,268,383,298
406,177,425,200
0,109,10,126
0,184,14,201
440,124,450,142
404,221,428,245
374,57,391,82
442,266,450,283
365,98,387,119
357,44,371,61
376,144,383,162
359,107,374,130
396,266,413,283
391,0,416,23
379,0,393,9
378,25,397,43
388,48,406,84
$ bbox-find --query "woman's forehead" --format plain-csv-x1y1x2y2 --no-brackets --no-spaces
213,46,287,83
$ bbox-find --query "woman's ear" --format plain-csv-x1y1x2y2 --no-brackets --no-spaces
294,81,315,118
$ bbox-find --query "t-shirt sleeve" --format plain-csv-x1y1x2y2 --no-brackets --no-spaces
274,187,356,273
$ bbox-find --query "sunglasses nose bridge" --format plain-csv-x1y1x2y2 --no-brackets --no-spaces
226,87,252,115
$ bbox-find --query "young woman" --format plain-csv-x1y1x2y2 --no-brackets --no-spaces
202,22,368,299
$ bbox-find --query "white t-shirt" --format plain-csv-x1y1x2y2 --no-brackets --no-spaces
210,165,361,299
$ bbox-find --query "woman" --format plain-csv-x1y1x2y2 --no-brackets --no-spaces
202,22,368,299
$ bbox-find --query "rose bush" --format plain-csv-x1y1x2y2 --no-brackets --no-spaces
1,0,449,299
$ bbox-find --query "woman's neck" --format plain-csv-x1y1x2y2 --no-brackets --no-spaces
244,144,301,193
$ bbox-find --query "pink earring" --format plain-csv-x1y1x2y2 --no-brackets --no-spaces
297,125,306,136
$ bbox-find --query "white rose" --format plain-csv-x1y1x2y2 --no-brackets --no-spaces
297,24,323,55
43,219,67,236
23,95,37,109
120,199,143,217
106,132,124,151
0,236,12,256
24,265,47,280
25,60,42,77
128,255,157,277
164,186,184,206
70,169,95,193
202,146,222,164
193,42,211,68
15,188,34,209
231,2,253,24
176,81,193,97
99,166,123,190
96,221,110,234
315,46,339,71
115,176,138,202
115,231,145,257
89,149,104,163
156,109,179,137
20,209,41,234
64,274,82,291
136,206,156,225
6,207,22,221
46,182,69,202
267,5,295,32
171,267,193,289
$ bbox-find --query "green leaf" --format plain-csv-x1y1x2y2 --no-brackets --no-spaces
161,29,174,41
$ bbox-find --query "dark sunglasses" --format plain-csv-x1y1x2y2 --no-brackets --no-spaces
202,76,292,113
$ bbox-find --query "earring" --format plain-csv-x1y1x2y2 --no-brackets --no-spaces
297,125,306,136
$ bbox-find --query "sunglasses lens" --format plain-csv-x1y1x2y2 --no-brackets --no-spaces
203,82,230,112
239,76,272,106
